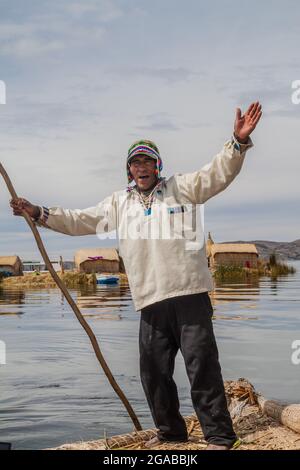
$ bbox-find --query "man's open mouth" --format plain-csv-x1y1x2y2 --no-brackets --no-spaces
138,175,149,180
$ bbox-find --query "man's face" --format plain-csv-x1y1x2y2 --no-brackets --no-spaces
129,155,157,191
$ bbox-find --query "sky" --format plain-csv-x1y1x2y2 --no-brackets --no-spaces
0,0,299,261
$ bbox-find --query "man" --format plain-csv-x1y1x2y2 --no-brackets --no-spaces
11,102,262,450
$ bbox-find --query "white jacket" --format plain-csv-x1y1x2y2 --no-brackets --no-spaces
38,136,253,311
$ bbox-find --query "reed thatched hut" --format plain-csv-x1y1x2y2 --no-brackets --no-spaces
206,233,258,268
210,244,258,268
0,256,23,276
74,248,120,274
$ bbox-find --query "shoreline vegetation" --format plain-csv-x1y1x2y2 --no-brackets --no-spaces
0,254,296,287
213,253,296,282
0,271,129,288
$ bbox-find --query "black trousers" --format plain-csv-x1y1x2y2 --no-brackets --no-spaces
139,292,237,446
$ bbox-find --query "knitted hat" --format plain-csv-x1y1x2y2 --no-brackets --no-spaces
126,139,163,183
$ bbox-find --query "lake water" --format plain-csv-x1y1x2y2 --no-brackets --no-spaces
1,261,299,449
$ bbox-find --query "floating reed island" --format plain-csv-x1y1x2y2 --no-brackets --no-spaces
50,379,300,451
213,255,296,282
1,271,129,288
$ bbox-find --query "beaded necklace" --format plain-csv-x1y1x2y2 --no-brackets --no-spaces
133,178,164,215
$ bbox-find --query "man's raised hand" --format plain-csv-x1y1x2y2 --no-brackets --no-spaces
234,101,262,143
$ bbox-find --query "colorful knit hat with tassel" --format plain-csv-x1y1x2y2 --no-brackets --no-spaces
127,139,163,184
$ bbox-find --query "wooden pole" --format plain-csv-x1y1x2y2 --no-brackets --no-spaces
0,162,142,431
60,255,64,275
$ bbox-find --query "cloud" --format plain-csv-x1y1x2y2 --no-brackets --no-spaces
0,87,111,138
135,112,180,132
0,0,122,58
1,36,91,58
134,113,211,132
87,153,125,188
108,66,198,84
64,0,123,22
182,121,212,128
217,63,300,118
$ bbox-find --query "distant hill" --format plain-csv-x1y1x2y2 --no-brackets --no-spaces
219,239,300,260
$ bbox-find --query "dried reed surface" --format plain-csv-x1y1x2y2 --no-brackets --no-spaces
49,379,300,451
3,272,129,288
2,271,96,288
